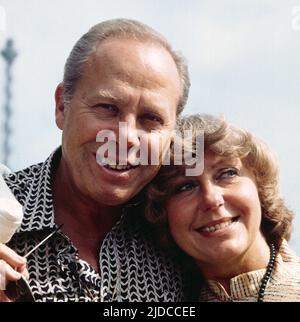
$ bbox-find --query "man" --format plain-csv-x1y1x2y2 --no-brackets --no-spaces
0,18,190,301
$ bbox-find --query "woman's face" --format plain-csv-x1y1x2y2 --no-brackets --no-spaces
165,152,266,267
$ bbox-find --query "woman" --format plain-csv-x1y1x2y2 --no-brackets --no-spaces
145,114,300,302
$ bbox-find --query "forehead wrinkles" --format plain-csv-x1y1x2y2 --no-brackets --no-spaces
85,41,179,90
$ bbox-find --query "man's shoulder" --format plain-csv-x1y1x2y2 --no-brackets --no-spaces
4,162,45,195
4,148,60,233
4,148,60,198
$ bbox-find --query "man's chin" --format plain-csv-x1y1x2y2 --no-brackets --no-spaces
99,189,138,207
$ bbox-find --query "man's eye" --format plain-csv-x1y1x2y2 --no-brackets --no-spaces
217,168,239,181
143,113,163,124
94,104,118,113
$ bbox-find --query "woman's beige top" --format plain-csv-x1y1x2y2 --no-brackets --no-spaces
199,240,300,302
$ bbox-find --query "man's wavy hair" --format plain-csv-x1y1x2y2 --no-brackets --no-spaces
145,114,294,252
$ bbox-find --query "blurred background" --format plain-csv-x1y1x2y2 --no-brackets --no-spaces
0,0,299,253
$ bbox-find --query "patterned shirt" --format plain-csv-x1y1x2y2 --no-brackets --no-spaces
199,240,300,302
4,148,184,302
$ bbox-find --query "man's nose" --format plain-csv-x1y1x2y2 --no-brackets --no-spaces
118,117,140,149
199,181,224,213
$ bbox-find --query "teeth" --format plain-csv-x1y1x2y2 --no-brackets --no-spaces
97,157,138,171
106,164,132,171
200,219,234,233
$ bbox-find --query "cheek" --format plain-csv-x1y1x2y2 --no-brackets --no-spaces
63,120,88,149
73,111,118,141
145,132,171,163
139,165,159,182
230,183,262,225
166,199,191,235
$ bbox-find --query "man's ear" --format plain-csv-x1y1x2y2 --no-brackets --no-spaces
55,83,66,130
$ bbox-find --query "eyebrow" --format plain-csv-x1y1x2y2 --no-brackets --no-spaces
87,88,171,122
95,90,167,114
96,89,120,102
210,157,240,170
164,168,189,184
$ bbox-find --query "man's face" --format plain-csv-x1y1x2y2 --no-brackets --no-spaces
56,38,181,206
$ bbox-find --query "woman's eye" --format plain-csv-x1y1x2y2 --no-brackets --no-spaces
217,168,239,181
176,182,197,193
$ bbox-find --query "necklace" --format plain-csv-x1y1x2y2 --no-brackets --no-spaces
257,243,276,302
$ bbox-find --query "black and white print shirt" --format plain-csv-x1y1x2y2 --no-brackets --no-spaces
4,148,184,302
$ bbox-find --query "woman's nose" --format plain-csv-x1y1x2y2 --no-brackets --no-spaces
199,182,224,213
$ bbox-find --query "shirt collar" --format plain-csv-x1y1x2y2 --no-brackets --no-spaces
8,146,140,234
206,268,265,301
6,147,61,233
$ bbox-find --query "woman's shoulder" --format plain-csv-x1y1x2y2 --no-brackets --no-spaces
266,239,300,301
279,239,300,266
275,239,300,278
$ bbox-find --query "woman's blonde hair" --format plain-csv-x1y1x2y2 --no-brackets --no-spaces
145,114,294,250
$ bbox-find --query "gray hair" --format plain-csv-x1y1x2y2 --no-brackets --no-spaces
63,18,190,115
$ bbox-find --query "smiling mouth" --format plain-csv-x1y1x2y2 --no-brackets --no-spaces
104,163,139,171
197,216,240,233
96,156,140,172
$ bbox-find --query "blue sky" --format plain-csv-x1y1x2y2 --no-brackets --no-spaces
0,0,300,253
